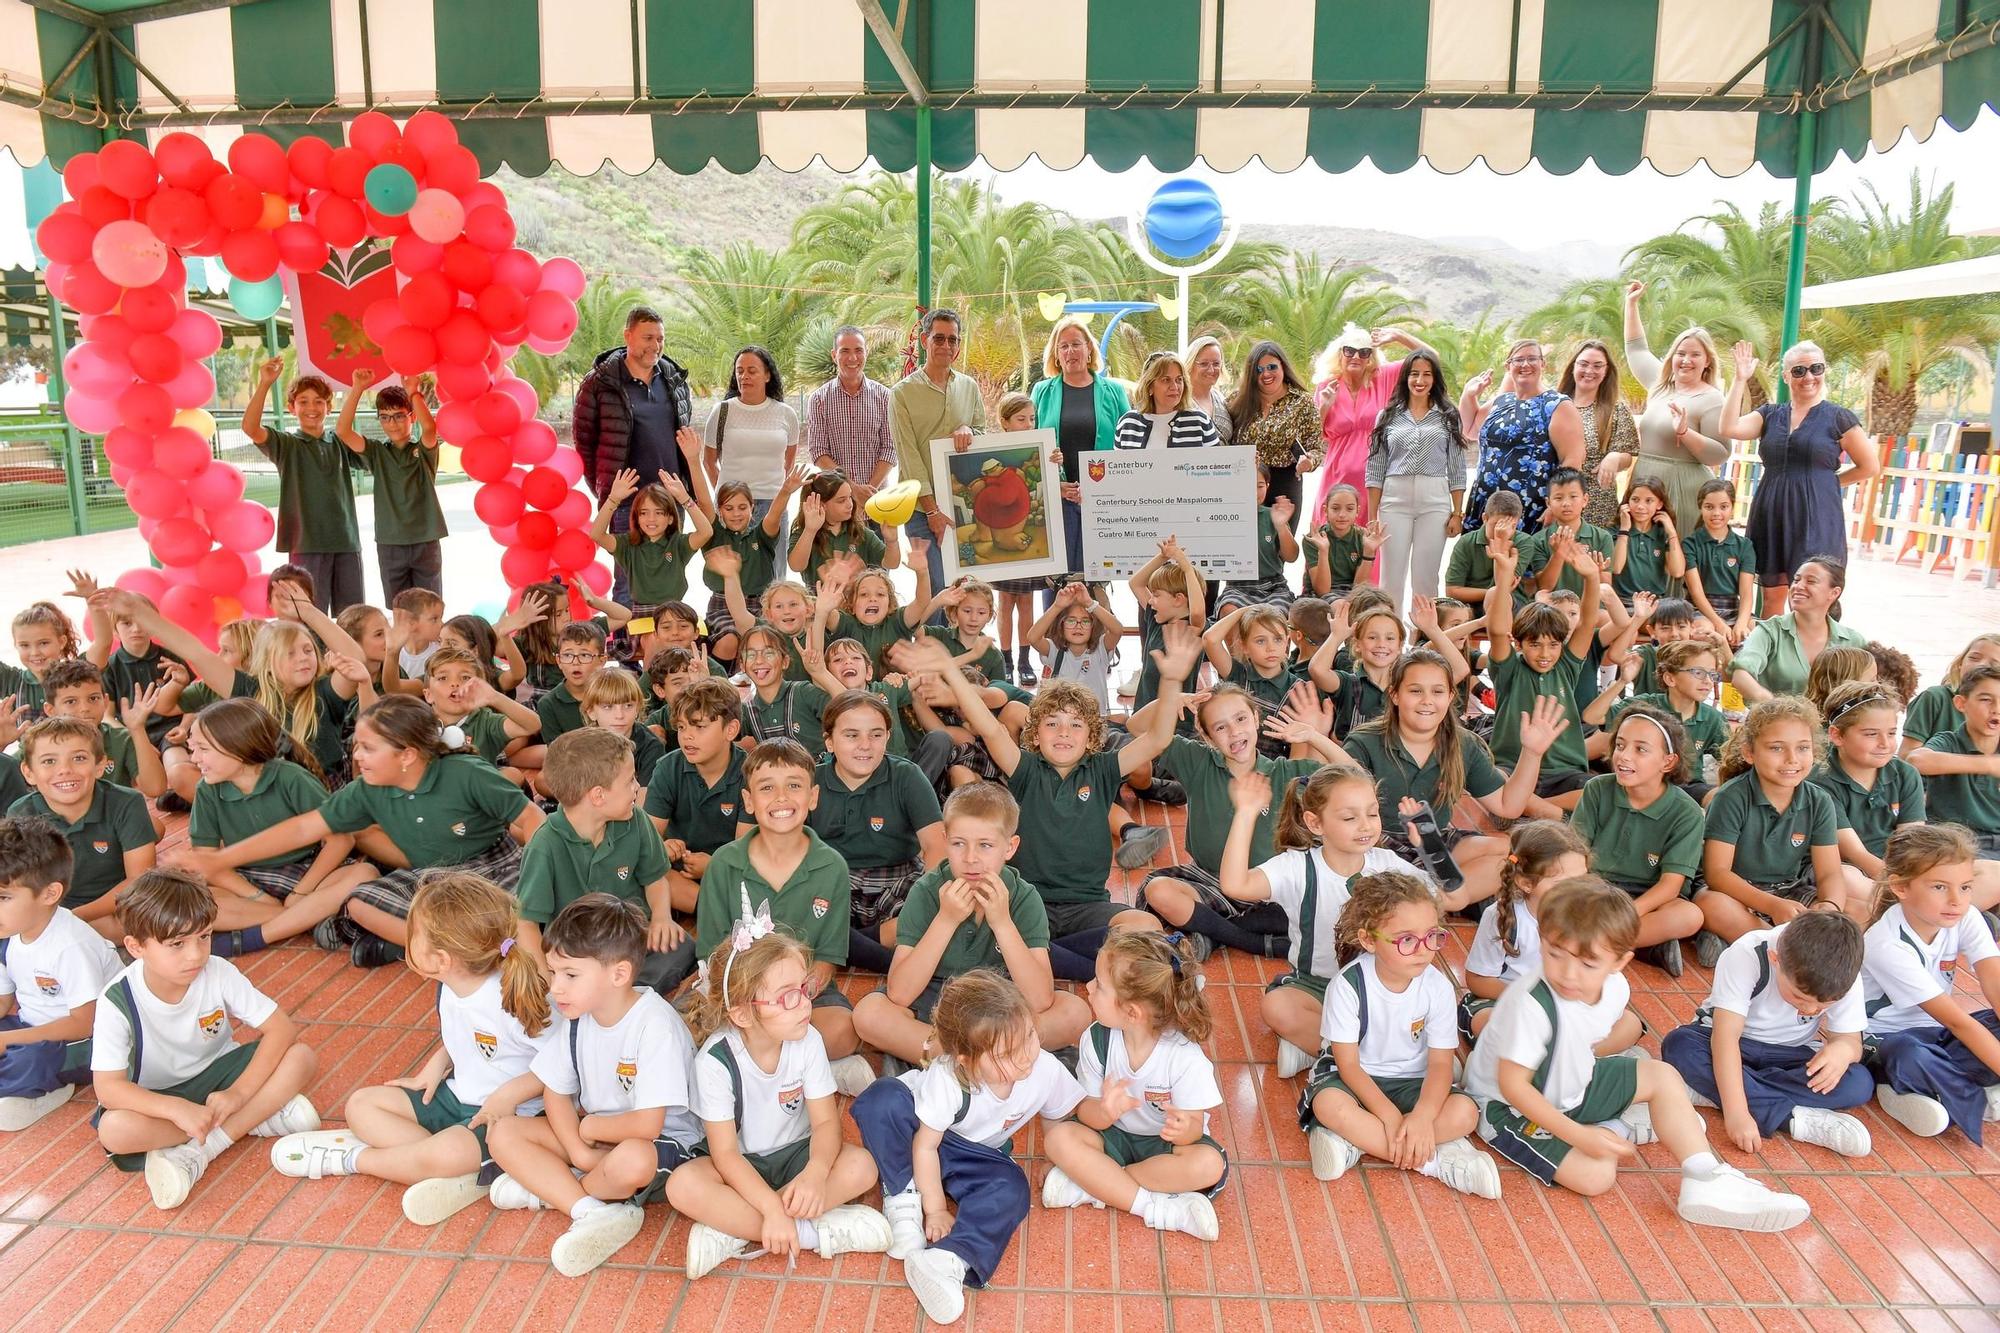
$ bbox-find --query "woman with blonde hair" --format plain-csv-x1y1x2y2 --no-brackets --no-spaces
1311,322,1436,525
1113,351,1221,450
1604,280,1728,526
1185,336,1233,442
1030,316,1130,593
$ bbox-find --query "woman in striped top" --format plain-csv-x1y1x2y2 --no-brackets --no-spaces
1113,352,1222,450
1365,350,1466,614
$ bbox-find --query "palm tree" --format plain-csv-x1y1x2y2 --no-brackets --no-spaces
1809,173,2000,435
1622,200,1840,355
1421,309,1517,391
511,275,650,405
1212,258,1423,380
1522,276,1768,403
660,244,815,394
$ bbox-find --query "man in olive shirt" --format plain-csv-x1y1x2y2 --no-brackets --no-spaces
242,358,366,612
334,370,448,600
890,309,984,605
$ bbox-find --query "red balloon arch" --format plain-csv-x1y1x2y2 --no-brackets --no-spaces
35,111,598,644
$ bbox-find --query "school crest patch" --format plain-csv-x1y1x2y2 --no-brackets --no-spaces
615,865,631,881
451,822,467,837
1145,1088,1172,1106
720,803,736,818
778,1082,805,1114
1789,831,1806,848
1726,557,1738,568
474,1030,499,1061
198,1007,226,1039
1891,802,1901,817
812,897,830,919
1077,784,1092,803
869,816,885,833
1646,852,1661,868
33,974,60,998
1410,1018,1427,1040
617,1059,637,1094
91,840,110,855
1088,459,1106,483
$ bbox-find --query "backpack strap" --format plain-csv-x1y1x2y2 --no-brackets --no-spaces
1750,941,1773,1002
1296,851,1320,978
1340,961,1369,1048
567,1016,581,1090
705,1040,747,1133
954,1086,972,1127
713,399,731,454
1527,979,1560,1091
106,975,142,1083
1051,646,1067,679
1088,1022,1111,1070
0,935,9,966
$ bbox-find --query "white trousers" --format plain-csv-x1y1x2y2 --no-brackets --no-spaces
1377,473,1454,614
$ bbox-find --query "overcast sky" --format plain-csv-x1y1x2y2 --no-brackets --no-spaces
965,110,2000,254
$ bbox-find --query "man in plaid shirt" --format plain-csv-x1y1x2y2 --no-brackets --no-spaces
806,326,897,529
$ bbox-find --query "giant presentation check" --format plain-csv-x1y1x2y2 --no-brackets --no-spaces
1078,446,1259,580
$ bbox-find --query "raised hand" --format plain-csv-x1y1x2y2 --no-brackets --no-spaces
496,590,550,636
676,425,704,459
1625,279,1645,303
1731,340,1758,381
1153,620,1202,679
704,546,743,579
349,367,377,389
258,356,283,386
1409,595,1439,634
1667,402,1688,438
119,682,162,731
1516,695,1571,756
607,468,642,506
1270,495,1296,526
660,471,691,505
1632,591,1658,622
1360,520,1387,555
1618,653,1643,686
64,568,100,602
1466,369,1494,398
1230,768,1273,811
325,652,371,686
0,695,24,751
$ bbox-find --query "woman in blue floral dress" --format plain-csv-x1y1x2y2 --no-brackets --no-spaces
1459,338,1585,534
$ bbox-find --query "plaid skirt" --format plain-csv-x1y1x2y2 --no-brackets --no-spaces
350,837,525,920
850,859,923,930
1215,576,1297,615
1139,861,1255,920
237,857,318,899
704,590,763,646
946,740,1002,783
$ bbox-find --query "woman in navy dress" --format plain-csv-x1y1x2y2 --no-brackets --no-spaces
1459,338,1585,533
1719,339,1880,604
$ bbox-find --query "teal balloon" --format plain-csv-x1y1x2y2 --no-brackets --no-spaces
228,275,283,321
364,163,418,216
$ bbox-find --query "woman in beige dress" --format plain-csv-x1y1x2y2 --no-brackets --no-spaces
1599,280,1728,527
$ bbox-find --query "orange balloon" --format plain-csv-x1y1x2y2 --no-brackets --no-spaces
211,595,243,624
257,192,290,230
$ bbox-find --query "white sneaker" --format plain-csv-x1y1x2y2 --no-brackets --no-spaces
1876,1085,1951,1137
685,1221,751,1280
144,1142,208,1210
813,1203,893,1258
1308,1125,1362,1181
1276,1040,1314,1079
1432,1138,1502,1200
402,1173,490,1225
486,1172,546,1211
830,1054,877,1098
905,1246,970,1324
1984,1084,2000,1123
882,1186,926,1260
250,1094,321,1138
1788,1107,1872,1158
0,1084,74,1131
551,1202,645,1277
270,1129,360,1179
1619,1103,1658,1146
1145,1191,1219,1241
1676,1163,1811,1232
1040,1166,1102,1209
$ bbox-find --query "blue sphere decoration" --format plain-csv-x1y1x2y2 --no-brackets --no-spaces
1143,179,1225,260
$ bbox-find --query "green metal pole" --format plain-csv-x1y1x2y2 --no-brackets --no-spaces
1777,109,1816,406
264,315,286,431
45,292,88,537
915,105,933,312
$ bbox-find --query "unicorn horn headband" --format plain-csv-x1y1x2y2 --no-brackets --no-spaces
718,884,774,1003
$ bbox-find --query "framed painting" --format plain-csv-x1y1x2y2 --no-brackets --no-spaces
929,429,1069,584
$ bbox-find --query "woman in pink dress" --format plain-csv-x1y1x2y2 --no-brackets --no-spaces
1311,322,1437,524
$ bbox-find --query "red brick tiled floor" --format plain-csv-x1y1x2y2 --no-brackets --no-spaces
5,802,1999,1331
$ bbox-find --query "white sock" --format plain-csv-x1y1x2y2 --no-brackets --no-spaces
344,1145,366,1174
794,1217,820,1250
571,1195,610,1220
199,1127,233,1161
1130,1187,1159,1225
1682,1151,1719,1179
1417,1153,1443,1179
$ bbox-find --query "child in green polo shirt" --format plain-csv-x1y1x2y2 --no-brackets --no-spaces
789,469,893,588
334,370,450,602
922,578,1008,683
421,647,539,780
1810,682,1927,883
1483,535,1598,810
82,588,184,751
1201,605,1306,758
1610,475,1685,609
577,666,666,787
1526,470,1614,601
592,458,714,611
828,561,934,676
1571,706,1707,979
7,717,155,937
698,475,799,669
1444,490,1533,609
243,359,365,613
1301,482,1371,601
42,658,166,800
1588,639,1729,795
1907,665,2000,919
1900,633,2000,759
532,620,609,759
851,782,1089,1066
1127,539,1207,755
737,622,829,760
518,728,692,995
695,740,875,1091
1695,697,1847,970
645,678,748,914
1308,596,1472,741
1682,478,1759,644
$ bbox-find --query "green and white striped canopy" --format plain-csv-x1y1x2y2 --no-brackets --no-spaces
2,0,1996,178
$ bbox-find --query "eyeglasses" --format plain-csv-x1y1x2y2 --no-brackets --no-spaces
742,647,785,662
1508,356,1545,367
1373,927,1450,956
1788,362,1826,379
1255,361,1283,375
1676,667,1721,683
751,983,814,1011
929,334,962,346
556,652,602,665
378,412,410,424
1060,616,1094,627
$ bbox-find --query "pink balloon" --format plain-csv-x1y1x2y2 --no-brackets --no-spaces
65,345,131,396
577,560,611,597
488,522,521,546
511,419,557,465
546,446,584,485
539,256,585,300
159,583,215,632
493,248,541,295
119,382,176,434
64,391,123,435
524,334,568,356
151,516,212,567
126,469,188,519
102,426,156,470
196,548,249,595
436,360,492,402
152,426,210,479
170,308,224,358
550,489,591,531
185,460,246,510
524,289,577,343
115,567,170,602
407,189,464,244
238,575,271,618
92,219,169,288
164,360,216,409
361,296,408,349
498,375,540,416
213,500,275,553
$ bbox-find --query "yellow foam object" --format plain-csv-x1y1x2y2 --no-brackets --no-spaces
865,479,923,527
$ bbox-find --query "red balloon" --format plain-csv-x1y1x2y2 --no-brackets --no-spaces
398,272,456,329
62,262,122,316
500,545,552,588
152,514,212,568
120,382,176,434
516,511,558,549
127,333,185,384
287,135,335,191
220,228,281,283
492,248,541,295
35,210,94,264
473,480,526,526
274,221,330,273
87,312,136,353
475,284,528,332
362,201,412,239
171,308,224,358
525,290,578,343
228,135,291,195
186,460,245,511
204,173,265,231
404,110,459,156
499,375,541,418
521,466,568,511
142,187,209,249
78,186,133,228
213,499,275,553
165,360,215,409
459,437,513,482
152,426,210,479
314,195,367,249
195,548,249,595
550,528,595,573
126,469,187,519
361,297,408,349
435,311,491,365
119,284,178,334
475,390,524,437
441,241,493,293
424,144,481,196
154,132,215,188
380,325,438,375
463,182,506,213
348,111,401,157
160,583,216,631
102,427,154,469
435,360,492,402
462,204,516,253
115,567,170,602
550,489,591,531
391,234,445,274
511,419,558,465
434,400,479,441
326,146,374,198
62,152,101,199
97,139,159,200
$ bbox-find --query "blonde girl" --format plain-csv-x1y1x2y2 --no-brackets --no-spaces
267,873,553,1222
1219,764,1425,1078
1300,871,1499,1198
1612,474,1686,607
1041,931,1228,1238
828,561,932,675
4,599,81,718
1903,633,2000,758
1862,824,2000,1141
1804,645,1877,720
186,698,376,957
1461,821,1592,1039
849,971,1085,1326
925,576,1007,684
1309,598,1471,739
670,928,892,1279
1810,681,1926,880
1697,697,1848,968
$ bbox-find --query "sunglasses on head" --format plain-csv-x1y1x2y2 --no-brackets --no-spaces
1788,362,1826,379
